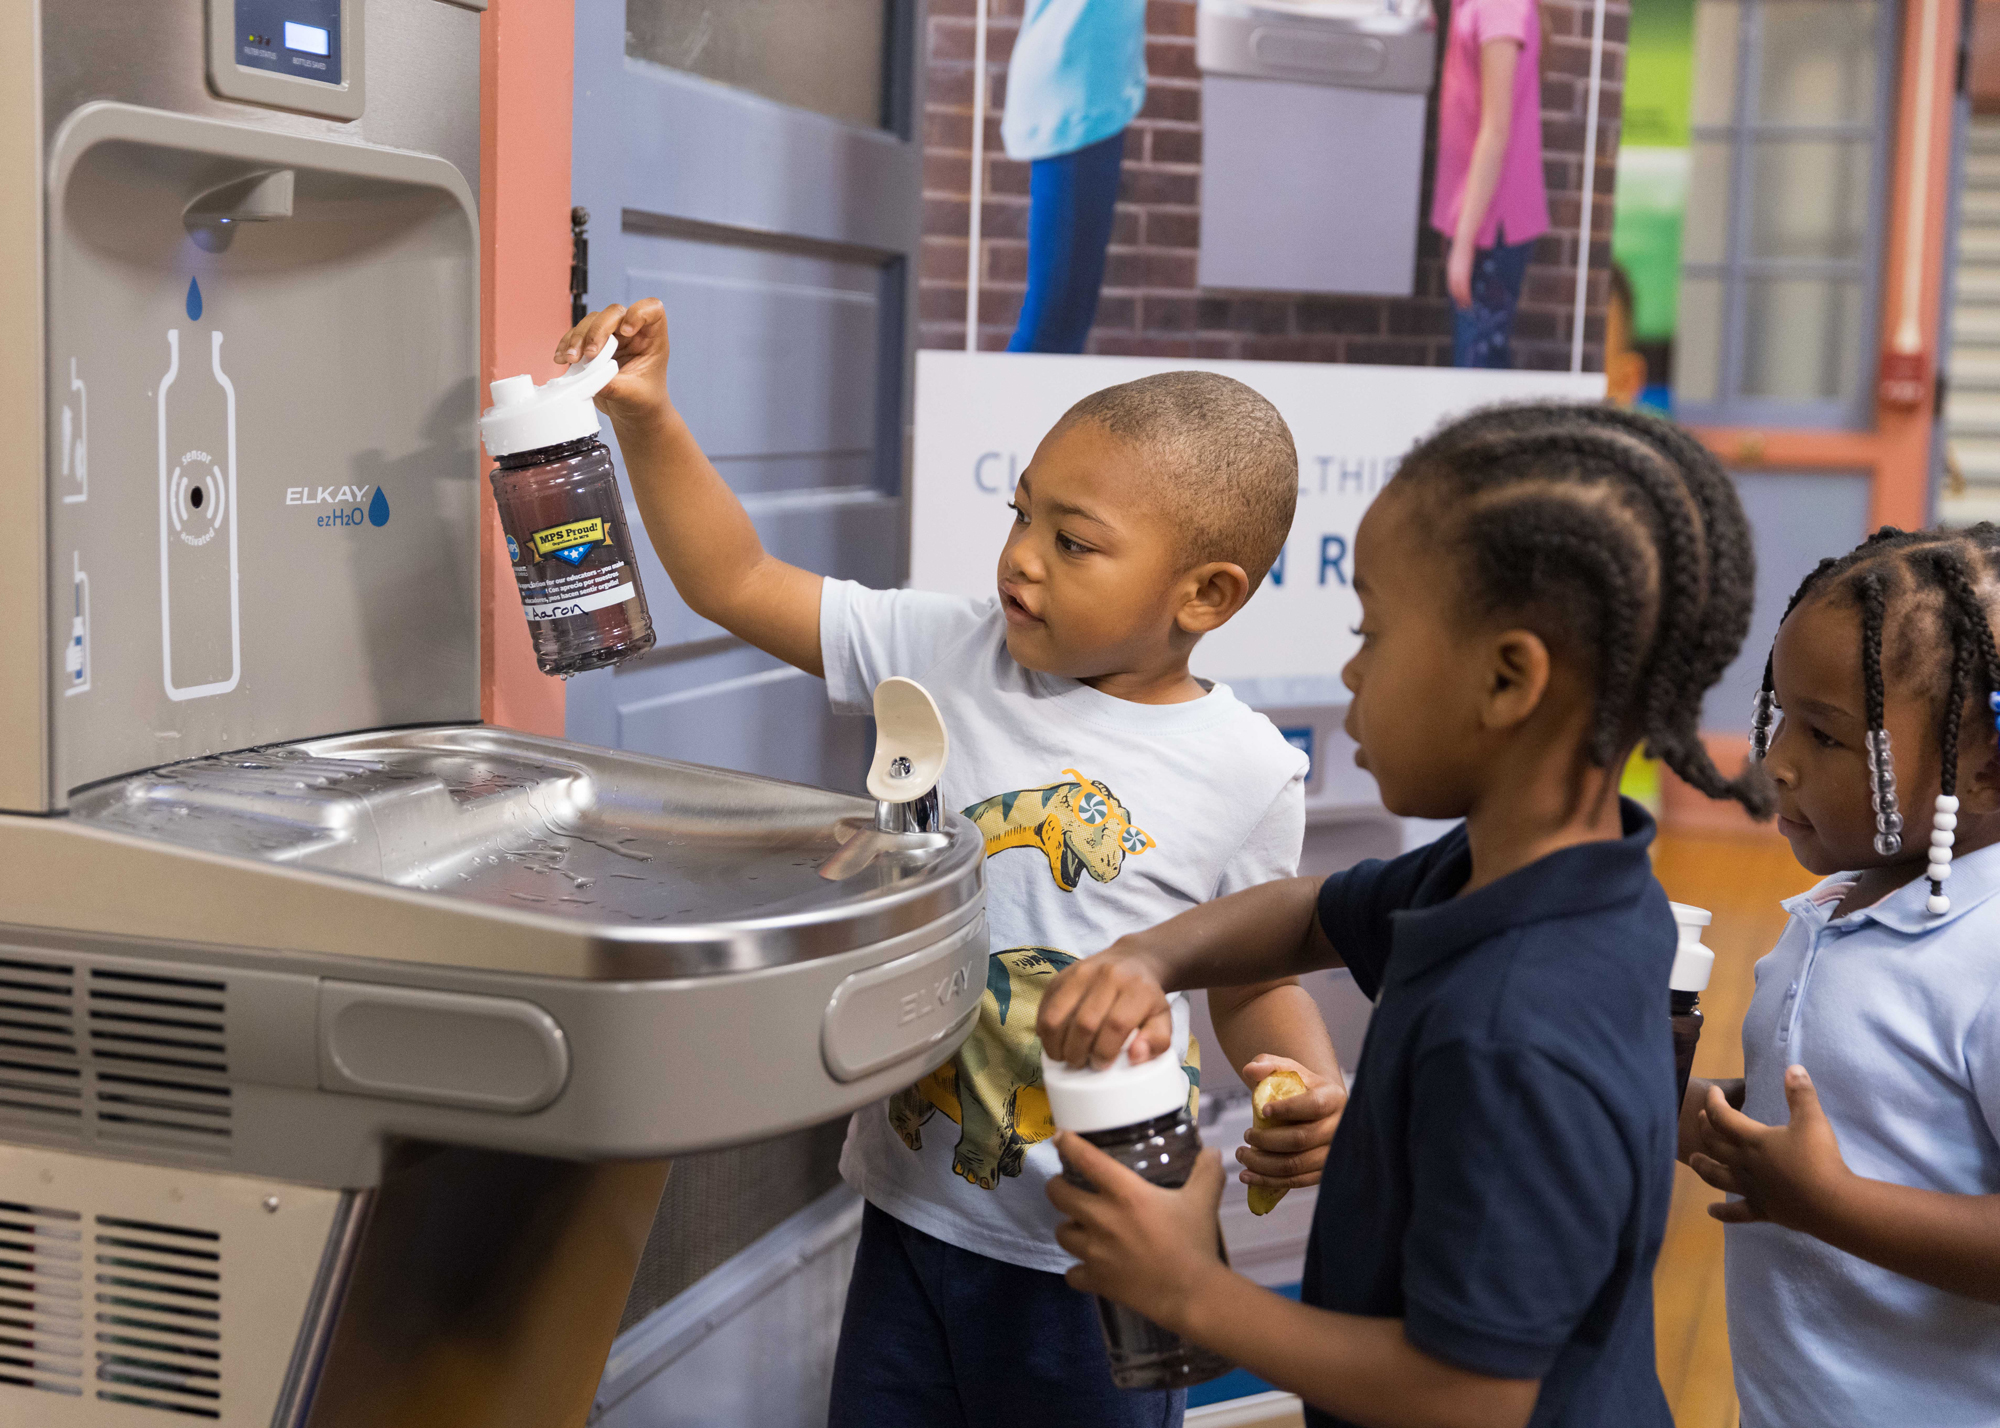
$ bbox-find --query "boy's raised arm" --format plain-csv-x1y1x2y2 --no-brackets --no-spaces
557,301,825,676
1038,876,1341,1069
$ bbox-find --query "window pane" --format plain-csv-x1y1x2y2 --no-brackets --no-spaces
1677,276,1726,404
1756,1,1880,126
626,0,888,130
1748,139,1872,260
1684,141,1734,265
1690,1,1742,127
1741,278,1864,402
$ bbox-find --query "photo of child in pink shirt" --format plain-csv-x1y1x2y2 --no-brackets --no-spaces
1432,0,1552,368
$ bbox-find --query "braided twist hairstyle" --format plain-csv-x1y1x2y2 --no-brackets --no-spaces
1389,401,1770,815
1749,525,2000,905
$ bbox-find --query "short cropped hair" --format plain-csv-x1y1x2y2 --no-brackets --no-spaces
1057,371,1298,583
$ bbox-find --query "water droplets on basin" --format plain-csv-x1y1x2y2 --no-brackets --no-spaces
64,727,960,957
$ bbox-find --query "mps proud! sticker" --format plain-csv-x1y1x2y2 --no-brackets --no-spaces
529,516,604,567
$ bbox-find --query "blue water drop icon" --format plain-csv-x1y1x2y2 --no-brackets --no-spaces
185,277,203,322
367,487,390,527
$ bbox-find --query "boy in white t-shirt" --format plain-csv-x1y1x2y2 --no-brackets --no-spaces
558,301,1346,1427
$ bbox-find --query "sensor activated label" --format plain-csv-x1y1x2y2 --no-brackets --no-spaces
528,517,606,565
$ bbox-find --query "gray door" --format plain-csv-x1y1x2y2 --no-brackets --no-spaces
568,0,922,794
571,7,924,1418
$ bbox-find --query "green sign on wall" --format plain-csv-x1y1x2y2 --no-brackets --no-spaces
1612,0,1695,343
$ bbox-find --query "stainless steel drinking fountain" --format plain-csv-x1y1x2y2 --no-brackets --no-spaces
0,6,986,1425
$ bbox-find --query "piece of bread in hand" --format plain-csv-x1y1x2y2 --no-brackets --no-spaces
1246,1069,1309,1216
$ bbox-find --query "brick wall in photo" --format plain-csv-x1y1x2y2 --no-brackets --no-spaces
919,0,1629,371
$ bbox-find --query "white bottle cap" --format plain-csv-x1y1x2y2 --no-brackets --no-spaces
1669,901,1714,993
479,337,620,457
1040,1037,1190,1135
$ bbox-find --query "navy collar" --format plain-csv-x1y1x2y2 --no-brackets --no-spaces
1385,799,1660,987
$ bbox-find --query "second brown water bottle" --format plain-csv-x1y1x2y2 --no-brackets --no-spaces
1670,902,1714,1109
1042,1043,1235,1391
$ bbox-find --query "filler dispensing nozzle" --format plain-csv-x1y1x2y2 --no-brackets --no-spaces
183,169,296,252
818,678,950,880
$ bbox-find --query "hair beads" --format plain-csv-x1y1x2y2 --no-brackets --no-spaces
1866,730,1904,856
1859,574,1904,857
1928,794,1958,916
1749,690,1776,762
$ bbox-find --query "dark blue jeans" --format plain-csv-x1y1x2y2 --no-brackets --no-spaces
1452,238,1536,369
828,1201,1186,1428
1007,130,1126,354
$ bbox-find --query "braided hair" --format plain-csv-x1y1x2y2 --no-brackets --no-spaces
1747,524,2000,914
1390,401,1770,816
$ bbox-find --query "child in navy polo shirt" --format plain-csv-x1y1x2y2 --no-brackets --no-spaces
1686,526,2000,1427
1038,404,1772,1428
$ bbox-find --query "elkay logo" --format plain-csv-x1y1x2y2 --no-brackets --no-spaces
287,484,391,529
897,953,982,1027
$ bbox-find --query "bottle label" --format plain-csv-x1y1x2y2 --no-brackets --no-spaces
528,516,607,566
515,560,636,621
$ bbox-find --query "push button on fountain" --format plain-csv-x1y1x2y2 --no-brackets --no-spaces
318,981,570,1113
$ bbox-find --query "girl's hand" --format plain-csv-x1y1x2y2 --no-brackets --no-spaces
1048,1132,1229,1334
1688,1066,1854,1232
1238,1054,1346,1190
1037,942,1173,1068
553,298,671,427
1447,236,1476,309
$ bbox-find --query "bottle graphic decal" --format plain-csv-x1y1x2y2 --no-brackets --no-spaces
158,328,241,700
63,553,90,696
61,358,86,504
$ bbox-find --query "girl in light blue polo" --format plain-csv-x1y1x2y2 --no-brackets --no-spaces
1001,0,1146,353
1688,525,2000,1428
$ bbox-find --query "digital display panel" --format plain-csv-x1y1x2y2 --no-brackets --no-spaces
235,0,342,87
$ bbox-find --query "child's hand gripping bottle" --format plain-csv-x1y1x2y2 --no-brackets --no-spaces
1042,1044,1234,1391
480,340,655,677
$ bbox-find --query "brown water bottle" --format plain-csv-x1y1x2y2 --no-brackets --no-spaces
1042,1043,1234,1391
1669,902,1714,1108
480,339,655,678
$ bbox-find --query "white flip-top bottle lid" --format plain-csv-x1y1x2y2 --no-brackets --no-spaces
479,337,619,457
1669,901,1714,993
1040,1037,1189,1135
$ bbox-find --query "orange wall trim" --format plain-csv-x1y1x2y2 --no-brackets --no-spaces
477,0,573,737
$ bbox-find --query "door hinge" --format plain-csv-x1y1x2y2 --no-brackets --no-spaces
570,206,590,326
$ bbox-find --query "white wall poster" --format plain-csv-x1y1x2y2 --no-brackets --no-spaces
911,351,1606,685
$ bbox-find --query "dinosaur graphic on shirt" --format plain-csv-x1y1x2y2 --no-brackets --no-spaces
892,946,1200,1189
962,769,1156,892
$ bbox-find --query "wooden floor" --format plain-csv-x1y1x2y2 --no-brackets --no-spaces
1649,832,1818,1428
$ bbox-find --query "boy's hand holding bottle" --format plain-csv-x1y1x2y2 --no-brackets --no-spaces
1048,1133,1231,1336
552,300,827,676
1038,937,1347,1192
556,298,672,427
